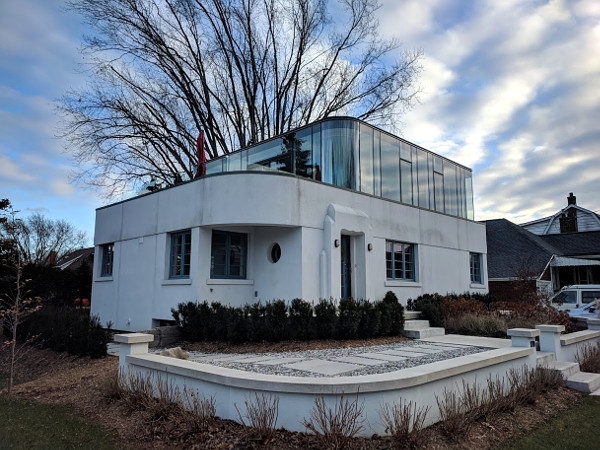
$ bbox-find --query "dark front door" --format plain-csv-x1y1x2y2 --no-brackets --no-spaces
340,235,352,299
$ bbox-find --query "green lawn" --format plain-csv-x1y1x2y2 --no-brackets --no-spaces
501,395,600,450
0,396,121,449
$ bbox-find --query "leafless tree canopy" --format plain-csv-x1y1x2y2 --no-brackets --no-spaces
0,211,87,266
60,0,422,195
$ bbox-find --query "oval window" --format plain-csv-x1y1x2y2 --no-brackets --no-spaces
270,243,281,263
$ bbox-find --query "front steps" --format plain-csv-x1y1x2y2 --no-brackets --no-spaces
403,311,445,339
542,359,600,394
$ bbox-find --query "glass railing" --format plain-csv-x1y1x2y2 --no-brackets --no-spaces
204,117,474,220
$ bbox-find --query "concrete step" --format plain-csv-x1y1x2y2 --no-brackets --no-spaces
536,351,556,367
566,372,600,394
404,319,431,330
404,311,422,320
544,360,580,378
403,327,445,339
591,388,600,396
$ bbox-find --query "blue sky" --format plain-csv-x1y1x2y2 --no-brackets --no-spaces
1,0,599,244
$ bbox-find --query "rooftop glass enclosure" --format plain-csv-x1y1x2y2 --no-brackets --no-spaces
205,118,474,220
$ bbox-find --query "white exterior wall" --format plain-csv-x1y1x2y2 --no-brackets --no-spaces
92,172,487,330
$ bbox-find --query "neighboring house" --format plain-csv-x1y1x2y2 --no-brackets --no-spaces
91,117,487,331
485,193,600,301
54,247,95,271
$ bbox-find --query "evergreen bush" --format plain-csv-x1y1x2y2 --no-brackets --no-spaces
313,299,338,339
288,298,314,340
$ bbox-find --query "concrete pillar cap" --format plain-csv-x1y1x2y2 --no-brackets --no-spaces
535,324,565,333
114,333,155,344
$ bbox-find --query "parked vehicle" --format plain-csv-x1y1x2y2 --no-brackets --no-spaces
550,285,600,311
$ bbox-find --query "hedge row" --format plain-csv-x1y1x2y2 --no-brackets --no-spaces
171,292,405,343
16,305,111,358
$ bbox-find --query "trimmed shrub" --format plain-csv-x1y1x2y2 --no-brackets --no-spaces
18,305,110,358
378,291,404,336
264,300,287,342
287,298,314,340
313,299,338,339
337,298,362,339
408,293,445,328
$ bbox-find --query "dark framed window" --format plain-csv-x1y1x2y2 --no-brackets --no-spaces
169,230,191,278
470,252,483,284
100,243,114,277
211,230,247,279
386,240,416,281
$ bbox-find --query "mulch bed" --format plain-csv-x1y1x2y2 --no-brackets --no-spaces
0,340,583,449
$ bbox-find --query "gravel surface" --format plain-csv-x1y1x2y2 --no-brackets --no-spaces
175,340,492,378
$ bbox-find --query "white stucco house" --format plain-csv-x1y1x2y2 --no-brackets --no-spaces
91,117,487,331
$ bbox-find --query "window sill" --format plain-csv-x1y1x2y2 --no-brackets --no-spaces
162,278,192,286
206,279,254,285
95,276,113,282
470,283,486,289
385,280,421,288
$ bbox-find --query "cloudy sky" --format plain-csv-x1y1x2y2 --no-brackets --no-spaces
1,0,599,243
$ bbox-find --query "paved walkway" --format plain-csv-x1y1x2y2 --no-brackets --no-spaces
185,339,492,378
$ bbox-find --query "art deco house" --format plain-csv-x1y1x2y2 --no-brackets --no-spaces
91,117,487,330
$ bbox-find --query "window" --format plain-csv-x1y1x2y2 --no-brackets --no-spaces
211,230,247,278
100,243,114,277
386,241,416,281
169,230,191,278
269,243,281,263
470,252,483,284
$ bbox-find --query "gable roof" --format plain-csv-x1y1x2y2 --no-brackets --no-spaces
540,230,600,257
484,219,560,279
55,247,94,271
520,204,600,234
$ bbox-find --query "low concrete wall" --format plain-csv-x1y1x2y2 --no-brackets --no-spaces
536,324,600,363
114,333,535,436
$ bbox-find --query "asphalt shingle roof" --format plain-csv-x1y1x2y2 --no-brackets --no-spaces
483,219,560,279
540,231,600,256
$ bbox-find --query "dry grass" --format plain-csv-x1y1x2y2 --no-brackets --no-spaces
380,400,430,449
575,342,600,373
235,392,279,441
303,395,365,449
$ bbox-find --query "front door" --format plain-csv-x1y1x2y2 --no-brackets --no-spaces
340,235,352,299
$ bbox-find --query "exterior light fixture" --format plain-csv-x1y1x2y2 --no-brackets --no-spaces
367,243,373,251
334,239,340,248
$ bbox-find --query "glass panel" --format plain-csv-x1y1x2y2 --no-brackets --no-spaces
394,242,404,279
170,234,182,277
400,160,413,205
373,130,381,196
434,155,443,173
210,231,227,277
428,154,435,209
228,233,246,277
247,138,291,172
381,133,400,201
412,146,419,206
289,127,312,178
434,172,444,213
404,244,414,280
400,141,411,161
205,159,223,175
444,161,458,216
385,241,393,279
465,170,474,220
457,168,466,218
312,123,321,180
321,120,358,189
359,123,374,194
417,149,430,209
183,232,191,276
225,152,241,172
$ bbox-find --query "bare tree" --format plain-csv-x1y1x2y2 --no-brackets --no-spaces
0,212,86,266
0,200,42,395
60,0,422,195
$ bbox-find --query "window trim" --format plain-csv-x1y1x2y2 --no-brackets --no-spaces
470,252,484,285
100,243,114,277
169,230,192,279
385,240,417,282
210,230,248,279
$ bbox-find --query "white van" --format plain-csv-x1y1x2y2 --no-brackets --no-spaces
550,285,600,311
